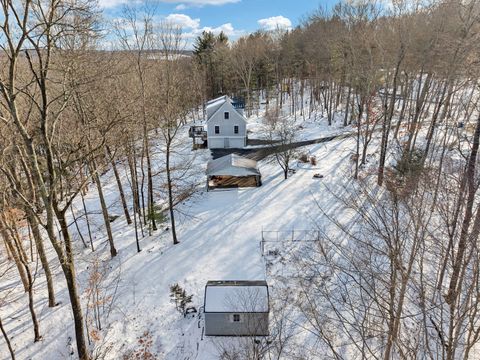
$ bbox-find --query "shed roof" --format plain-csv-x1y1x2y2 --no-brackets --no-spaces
206,154,260,177
205,280,269,313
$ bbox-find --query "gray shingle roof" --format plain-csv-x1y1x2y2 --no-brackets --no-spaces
206,154,260,177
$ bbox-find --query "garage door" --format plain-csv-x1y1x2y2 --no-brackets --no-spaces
208,138,225,149
228,137,245,149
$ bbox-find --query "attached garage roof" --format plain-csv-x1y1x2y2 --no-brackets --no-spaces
206,154,260,177
204,280,269,313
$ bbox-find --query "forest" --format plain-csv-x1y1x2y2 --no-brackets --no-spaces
0,0,480,359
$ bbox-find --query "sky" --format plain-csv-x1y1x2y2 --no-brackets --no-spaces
100,0,337,47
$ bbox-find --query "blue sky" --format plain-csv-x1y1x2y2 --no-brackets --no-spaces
101,0,336,45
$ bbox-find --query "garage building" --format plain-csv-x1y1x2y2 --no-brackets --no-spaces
206,154,261,190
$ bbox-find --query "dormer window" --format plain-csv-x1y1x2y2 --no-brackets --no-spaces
224,112,230,120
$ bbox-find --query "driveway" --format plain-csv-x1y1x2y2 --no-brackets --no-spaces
210,132,354,161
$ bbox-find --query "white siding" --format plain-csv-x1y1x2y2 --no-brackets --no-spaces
207,99,247,149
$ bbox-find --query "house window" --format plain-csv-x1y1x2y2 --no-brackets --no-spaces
224,112,230,120
215,126,220,134
232,314,241,322
234,125,239,134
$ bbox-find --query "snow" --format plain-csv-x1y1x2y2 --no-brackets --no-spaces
0,95,388,359
205,96,227,113
206,96,227,106
204,283,269,313
206,154,259,176
247,108,353,142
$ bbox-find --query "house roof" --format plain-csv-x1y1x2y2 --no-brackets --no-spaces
206,95,227,108
205,95,246,123
204,280,269,313
206,154,260,177
206,96,227,120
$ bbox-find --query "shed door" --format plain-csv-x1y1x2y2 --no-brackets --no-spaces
224,138,230,148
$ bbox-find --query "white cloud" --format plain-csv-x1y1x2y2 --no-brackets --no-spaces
175,4,187,10
162,14,241,38
257,15,292,31
164,14,200,29
98,0,130,8
181,21,244,48
186,23,243,38
201,23,239,36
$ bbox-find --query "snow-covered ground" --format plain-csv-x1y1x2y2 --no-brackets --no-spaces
247,106,352,143
0,108,370,359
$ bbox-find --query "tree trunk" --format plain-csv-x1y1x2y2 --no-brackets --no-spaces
71,203,88,249
89,160,117,258
328,80,334,126
1,226,28,292
378,54,402,186
26,210,56,307
405,72,432,155
80,190,94,252
446,113,480,305
165,139,179,245
0,315,15,360
106,146,132,225
354,101,364,180
3,215,41,342
423,81,450,161
55,209,90,360
344,85,351,127
127,146,144,241
394,73,409,139
144,133,157,233
23,258,41,342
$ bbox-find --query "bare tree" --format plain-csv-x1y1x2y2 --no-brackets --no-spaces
114,4,158,234
230,34,266,116
0,2,100,358
265,109,298,179
154,22,200,245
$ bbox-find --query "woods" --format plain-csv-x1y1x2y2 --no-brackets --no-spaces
0,0,479,358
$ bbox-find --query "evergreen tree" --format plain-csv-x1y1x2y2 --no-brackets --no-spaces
193,31,230,98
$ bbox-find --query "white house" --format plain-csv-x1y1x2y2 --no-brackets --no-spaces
205,96,247,149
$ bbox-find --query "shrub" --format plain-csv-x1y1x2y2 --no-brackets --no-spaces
122,331,157,360
310,156,317,166
395,149,424,177
169,284,193,317
386,149,426,198
299,153,309,163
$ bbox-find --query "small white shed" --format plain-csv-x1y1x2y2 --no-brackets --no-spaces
204,280,270,336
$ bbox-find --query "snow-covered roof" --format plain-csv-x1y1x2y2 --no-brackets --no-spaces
204,280,269,313
206,96,227,111
206,154,260,177
205,95,246,122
